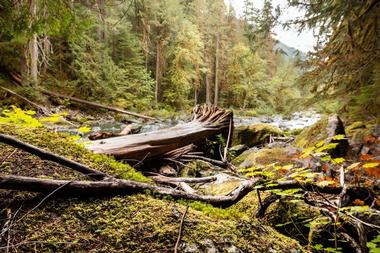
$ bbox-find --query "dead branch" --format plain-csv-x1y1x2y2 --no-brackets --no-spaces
254,194,279,218
0,86,51,115
151,175,217,184
0,175,260,208
0,134,110,180
181,154,228,168
174,206,189,253
39,88,156,121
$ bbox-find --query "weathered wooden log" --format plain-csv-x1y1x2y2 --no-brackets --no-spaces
0,134,110,180
86,104,233,161
39,88,156,121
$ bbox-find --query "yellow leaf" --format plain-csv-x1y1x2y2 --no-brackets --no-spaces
315,140,325,148
332,134,345,140
332,157,345,164
78,126,91,134
363,163,379,169
300,147,315,158
346,162,361,170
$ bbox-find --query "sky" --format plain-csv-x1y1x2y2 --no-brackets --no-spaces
224,0,318,52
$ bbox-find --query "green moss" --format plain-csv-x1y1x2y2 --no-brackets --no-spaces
0,123,147,182
234,147,297,168
345,121,375,142
232,148,252,165
295,116,329,148
0,122,305,252
1,193,304,252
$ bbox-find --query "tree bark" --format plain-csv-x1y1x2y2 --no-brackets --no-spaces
86,104,233,160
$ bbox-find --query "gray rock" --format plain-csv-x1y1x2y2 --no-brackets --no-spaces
202,239,219,253
225,245,243,253
181,242,199,253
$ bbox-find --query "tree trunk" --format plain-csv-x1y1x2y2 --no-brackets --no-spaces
214,33,219,106
29,0,38,85
86,104,233,160
155,40,161,103
205,73,211,104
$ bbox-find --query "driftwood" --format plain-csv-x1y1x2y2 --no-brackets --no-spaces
39,88,156,121
0,134,110,180
86,105,233,161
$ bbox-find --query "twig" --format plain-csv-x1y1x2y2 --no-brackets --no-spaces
223,117,233,162
257,189,263,208
174,206,189,253
0,180,74,237
181,154,227,168
340,233,363,253
0,149,18,167
0,134,110,180
0,86,51,115
132,152,150,168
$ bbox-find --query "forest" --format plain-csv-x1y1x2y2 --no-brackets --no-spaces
0,0,379,252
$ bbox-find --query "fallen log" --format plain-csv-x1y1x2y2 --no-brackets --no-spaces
86,104,233,161
0,175,259,208
39,88,156,121
0,86,51,115
0,172,377,208
0,134,110,180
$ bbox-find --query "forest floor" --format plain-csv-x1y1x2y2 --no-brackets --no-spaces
0,123,304,253
0,105,379,253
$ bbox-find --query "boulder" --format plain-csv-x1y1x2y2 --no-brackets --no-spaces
232,123,284,147
294,114,349,157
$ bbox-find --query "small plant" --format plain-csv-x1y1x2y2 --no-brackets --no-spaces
0,106,42,127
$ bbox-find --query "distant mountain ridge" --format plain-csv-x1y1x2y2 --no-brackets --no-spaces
274,40,307,60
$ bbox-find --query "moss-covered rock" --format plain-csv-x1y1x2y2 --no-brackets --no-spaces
233,147,299,169
0,122,304,252
232,124,283,147
294,115,349,157
228,144,249,159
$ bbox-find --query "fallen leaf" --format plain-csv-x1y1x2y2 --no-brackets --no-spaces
360,154,374,161
352,199,365,206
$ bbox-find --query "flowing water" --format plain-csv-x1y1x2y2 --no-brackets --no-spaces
54,110,321,137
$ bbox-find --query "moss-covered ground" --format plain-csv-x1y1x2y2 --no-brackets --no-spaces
0,123,304,252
